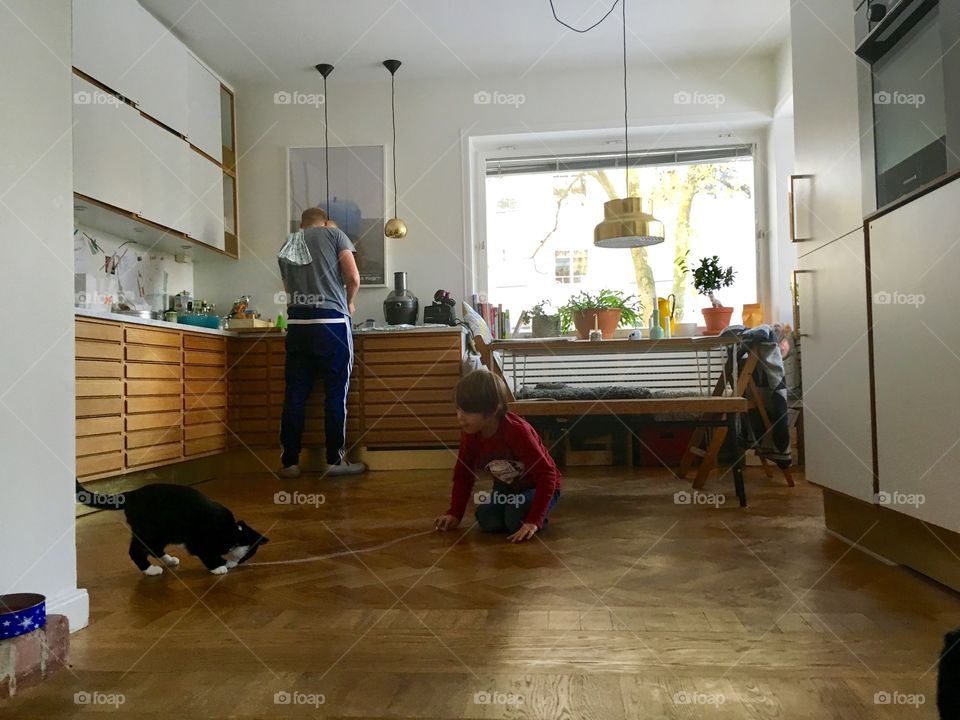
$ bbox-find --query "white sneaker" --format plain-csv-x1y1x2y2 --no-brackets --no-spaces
326,461,366,477
279,465,301,479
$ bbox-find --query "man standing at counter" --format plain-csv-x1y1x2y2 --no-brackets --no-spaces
277,207,365,479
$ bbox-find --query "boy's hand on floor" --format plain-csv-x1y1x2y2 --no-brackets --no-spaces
507,523,538,543
434,514,460,531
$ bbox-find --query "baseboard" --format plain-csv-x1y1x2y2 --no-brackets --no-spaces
823,488,960,592
45,588,89,634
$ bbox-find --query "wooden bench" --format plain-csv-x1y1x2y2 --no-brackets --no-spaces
476,335,757,506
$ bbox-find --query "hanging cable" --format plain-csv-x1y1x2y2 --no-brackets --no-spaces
323,73,330,217
548,0,621,33
391,70,399,219
621,0,629,194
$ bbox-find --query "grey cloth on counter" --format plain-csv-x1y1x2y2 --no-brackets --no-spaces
278,226,355,315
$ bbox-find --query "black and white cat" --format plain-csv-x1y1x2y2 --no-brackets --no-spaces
76,480,269,576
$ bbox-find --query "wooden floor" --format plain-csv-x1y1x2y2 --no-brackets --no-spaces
7,466,958,718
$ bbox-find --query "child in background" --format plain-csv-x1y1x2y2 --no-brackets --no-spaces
434,370,561,542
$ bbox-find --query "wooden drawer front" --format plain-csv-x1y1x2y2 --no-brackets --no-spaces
126,442,181,467
185,435,227,456
184,349,226,366
361,333,462,353
365,403,453,419
365,388,453,405
77,451,123,478
76,378,123,397
228,404,268,420
126,379,181,396
76,339,122,361
184,393,226,410
362,359,461,379
183,334,226,352
231,366,269,381
77,416,123,437
229,387,269,406
231,418,272,433
185,379,226,396
362,428,460,446
125,326,180,348
184,422,225,441
185,365,225,380
76,359,122,378
267,337,285,354
77,397,123,417
126,411,182,432
77,433,123,456
76,319,122,342
127,426,180,449
184,407,226,425
366,415,460,431
126,345,180,363
127,395,181,414
126,363,183,380
365,373,459,392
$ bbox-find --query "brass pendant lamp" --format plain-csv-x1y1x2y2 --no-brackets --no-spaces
383,59,407,239
593,0,664,248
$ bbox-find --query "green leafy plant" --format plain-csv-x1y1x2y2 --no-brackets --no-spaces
692,256,736,307
521,299,555,323
558,289,642,332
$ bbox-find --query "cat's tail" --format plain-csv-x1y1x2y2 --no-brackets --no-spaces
75,479,126,510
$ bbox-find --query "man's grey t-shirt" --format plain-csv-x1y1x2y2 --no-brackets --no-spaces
278,227,355,315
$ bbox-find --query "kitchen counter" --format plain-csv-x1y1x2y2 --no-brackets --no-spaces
74,309,466,337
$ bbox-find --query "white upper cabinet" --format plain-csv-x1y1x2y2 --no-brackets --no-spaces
870,178,960,532
136,117,191,235
186,151,225,250
72,75,142,214
795,229,874,503
132,14,190,135
790,0,865,248
72,0,148,104
186,55,223,161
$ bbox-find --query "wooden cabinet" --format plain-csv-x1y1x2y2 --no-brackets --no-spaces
75,319,124,478
123,326,182,468
183,334,227,456
790,0,865,248
795,230,874,503
136,116,192,235
869,177,960,532
186,55,223,161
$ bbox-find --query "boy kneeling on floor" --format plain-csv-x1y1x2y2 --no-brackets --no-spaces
434,369,561,542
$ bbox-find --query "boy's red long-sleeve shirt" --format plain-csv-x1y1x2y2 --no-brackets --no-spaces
446,412,562,528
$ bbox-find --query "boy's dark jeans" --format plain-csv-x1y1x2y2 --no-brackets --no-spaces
474,481,560,534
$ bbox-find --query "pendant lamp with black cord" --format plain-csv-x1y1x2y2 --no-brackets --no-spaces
383,59,407,239
548,0,664,248
315,62,335,226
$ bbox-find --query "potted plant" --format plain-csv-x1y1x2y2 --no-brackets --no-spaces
521,300,561,338
692,255,736,335
559,289,642,340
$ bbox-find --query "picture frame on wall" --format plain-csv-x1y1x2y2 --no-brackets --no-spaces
287,145,387,287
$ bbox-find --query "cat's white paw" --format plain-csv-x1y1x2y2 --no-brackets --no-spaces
161,554,180,567
143,565,163,576
210,565,228,575
225,560,238,569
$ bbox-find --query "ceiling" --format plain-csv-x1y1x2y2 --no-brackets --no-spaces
138,0,790,86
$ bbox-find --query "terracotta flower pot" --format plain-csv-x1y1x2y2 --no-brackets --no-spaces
572,309,621,339
701,306,734,335
531,314,561,338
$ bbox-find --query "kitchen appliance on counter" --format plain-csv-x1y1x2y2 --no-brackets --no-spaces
856,0,960,209
383,271,419,325
423,289,458,326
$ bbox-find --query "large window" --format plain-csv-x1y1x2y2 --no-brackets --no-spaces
484,146,757,329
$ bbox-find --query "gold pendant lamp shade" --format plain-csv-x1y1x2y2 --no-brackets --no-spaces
383,59,407,239
593,0,664,249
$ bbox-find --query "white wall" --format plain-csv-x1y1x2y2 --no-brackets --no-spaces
765,43,796,324
196,54,782,324
0,0,88,631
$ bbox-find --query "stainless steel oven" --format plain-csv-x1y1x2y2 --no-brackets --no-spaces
856,0,960,209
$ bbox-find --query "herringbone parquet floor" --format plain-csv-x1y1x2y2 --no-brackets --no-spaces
5,466,956,719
